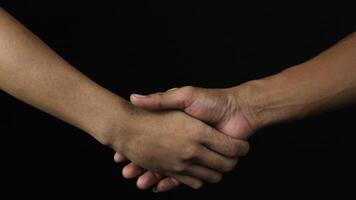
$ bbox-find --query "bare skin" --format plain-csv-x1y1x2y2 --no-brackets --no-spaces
0,8,250,189
115,31,356,192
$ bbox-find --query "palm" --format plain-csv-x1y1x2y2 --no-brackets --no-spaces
180,88,254,139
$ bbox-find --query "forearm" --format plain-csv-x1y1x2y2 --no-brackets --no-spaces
236,32,356,128
0,8,127,144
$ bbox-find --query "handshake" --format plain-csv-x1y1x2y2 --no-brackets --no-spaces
110,85,260,192
1,8,355,194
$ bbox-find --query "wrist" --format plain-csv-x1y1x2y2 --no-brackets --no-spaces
228,81,269,131
83,93,132,149
96,100,145,154
230,74,295,130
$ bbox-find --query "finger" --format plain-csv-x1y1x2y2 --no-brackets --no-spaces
130,86,195,111
154,177,180,193
167,87,178,92
136,171,164,190
203,129,250,157
122,162,145,179
114,152,127,163
196,147,238,173
185,165,222,183
172,174,204,190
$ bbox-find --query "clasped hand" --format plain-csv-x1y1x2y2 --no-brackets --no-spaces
113,86,256,192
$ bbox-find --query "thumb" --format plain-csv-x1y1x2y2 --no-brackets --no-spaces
130,86,193,111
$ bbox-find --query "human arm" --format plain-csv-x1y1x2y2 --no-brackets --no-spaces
115,31,356,192
0,8,249,188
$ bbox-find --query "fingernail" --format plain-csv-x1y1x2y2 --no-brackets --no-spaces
167,87,178,92
152,187,159,193
131,94,146,98
136,178,144,189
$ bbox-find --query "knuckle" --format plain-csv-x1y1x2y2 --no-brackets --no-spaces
186,126,200,139
149,92,162,99
193,129,206,141
221,137,238,157
182,146,199,160
173,163,186,173
154,93,165,108
180,86,196,102
181,86,195,95
174,86,196,108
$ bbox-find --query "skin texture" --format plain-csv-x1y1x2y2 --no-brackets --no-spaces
114,31,356,192
0,8,251,189
114,87,256,191
2,6,356,192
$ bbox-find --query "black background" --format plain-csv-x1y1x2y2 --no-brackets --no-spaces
1,0,356,198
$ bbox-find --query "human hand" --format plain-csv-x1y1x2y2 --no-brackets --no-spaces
110,102,249,189
114,86,259,192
